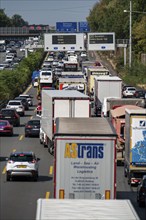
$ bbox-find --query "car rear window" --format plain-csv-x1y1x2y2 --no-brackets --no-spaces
8,101,21,105
1,110,15,116
10,154,34,162
28,120,40,125
0,121,7,126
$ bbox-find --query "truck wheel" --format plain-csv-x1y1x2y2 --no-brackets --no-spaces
6,174,11,181
127,177,131,185
124,170,127,177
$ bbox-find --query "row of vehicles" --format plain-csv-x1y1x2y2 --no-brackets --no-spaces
1,46,146,210
33,50,146,207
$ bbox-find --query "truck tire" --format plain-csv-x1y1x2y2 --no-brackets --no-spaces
6,174,11,181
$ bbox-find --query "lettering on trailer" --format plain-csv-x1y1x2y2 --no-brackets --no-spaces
64,143,104,159
140,120,146,127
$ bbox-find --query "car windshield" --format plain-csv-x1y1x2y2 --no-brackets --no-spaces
28,120,40,125
10,154,34,162
0,121,7,126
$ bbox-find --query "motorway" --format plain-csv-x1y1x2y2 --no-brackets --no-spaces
0,49,146,219
0,85,146,220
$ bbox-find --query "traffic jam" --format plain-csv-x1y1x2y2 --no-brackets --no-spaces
0,33,146,220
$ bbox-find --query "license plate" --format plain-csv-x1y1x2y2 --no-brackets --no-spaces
33,128,39,130
5,116,11,118
0,128,4,130
17,165,27,168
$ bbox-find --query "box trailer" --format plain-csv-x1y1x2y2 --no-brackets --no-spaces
41,90,90,153
36,199,140,220
54,117,117,199
124,109,146,185
87,66,110,95
94,75,122,116
58,77,87,94
110,105,143,165
102,97,145,117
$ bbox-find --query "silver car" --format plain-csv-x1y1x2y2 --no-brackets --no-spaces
6,151,40,181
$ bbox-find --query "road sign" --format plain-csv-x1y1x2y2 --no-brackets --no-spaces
78,22,90,32
44,33,85,51
56,22,77,32
87,33,115,51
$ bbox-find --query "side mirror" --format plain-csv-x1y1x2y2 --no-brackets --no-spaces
37,158,40,161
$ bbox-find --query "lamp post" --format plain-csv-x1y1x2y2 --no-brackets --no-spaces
124,1,146,68
124,0,132,68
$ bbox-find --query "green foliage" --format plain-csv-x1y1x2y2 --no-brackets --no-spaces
0,50,44,101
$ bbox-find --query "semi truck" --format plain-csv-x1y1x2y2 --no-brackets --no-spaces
40,90,90,153
53,117,117,199
58,77,87,94
87,66,110,95
94,75,122,117
110,105,143,165
124,108,146,185
101,97,145,117
36,199,140,220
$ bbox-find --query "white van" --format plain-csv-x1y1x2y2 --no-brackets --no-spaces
39,70,53,86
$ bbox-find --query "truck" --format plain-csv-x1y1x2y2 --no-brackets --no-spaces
36,199,140,220
87,66,110,95
58,77,87,94
124,108,146,186
101,97,145,117
53,117,117,199
41,90,90,153
110,105,143,165
94,75,122,117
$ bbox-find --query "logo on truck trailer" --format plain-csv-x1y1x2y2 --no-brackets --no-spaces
64,143,104,159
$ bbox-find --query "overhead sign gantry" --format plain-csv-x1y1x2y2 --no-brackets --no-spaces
87,33,115,51
44,33,85,51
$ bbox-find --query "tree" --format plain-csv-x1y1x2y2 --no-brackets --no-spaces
11,14,28,26
0,9,12,26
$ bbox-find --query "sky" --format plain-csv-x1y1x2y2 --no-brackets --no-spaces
1,0,99,26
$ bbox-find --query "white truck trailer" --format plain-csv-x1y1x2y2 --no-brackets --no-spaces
36,199,140,220
41,90,90,153
94,75,122,117
54,117,117,199
124,108,146,186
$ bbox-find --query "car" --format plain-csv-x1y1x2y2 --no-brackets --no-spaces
15,97,29,110
80,51,87,57
6,100,25,116
19,94,33,106
6,151,40,181
0,120,13,136
5,55,14,63
137,175,146,207
0,64,6,70
122,86,136,98
25,118,40,137
0,108,20,126
134,89,146,99
32,77,39,88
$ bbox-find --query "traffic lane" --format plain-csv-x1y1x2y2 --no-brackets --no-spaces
0,133,54,220
0,87,54,220
116,166,146,220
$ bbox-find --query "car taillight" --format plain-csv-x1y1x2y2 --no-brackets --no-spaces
14,114,19,119
29,160,36,163
4,126,11,130
26,125,32,128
